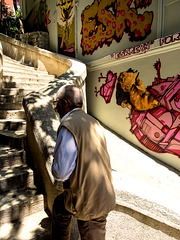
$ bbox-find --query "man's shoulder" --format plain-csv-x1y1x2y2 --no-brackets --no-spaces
63,109,99,126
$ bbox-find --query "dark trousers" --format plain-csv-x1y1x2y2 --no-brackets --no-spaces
52,194,107,240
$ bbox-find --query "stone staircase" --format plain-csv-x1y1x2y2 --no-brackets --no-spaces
0,55,53,239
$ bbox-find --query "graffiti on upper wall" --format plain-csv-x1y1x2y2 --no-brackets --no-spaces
32,0,51,31
160,32,180,46
111,41,154,59
95,59,180,158
57,0,75,57
111,32,180,60
81,0,153,55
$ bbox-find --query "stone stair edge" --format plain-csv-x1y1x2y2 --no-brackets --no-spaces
3,69,52,77
3,75,54,81
0,188,44,225
0,164,34,193
2,72,54,80
0,129,26,138
3,55,49,73
3,64,48,72
0,210,50,240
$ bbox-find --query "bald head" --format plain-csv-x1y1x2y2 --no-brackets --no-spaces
56,85,83,109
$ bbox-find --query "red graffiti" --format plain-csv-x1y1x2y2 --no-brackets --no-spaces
111,41,153,60
130,60,180,158
159,32,180,46
95,71,117,103
135,0,152,9
81,0,153,55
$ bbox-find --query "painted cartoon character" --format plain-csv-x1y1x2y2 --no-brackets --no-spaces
117,68,158,111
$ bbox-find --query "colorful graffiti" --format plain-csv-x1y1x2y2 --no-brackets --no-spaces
32,0,51,31
130,60,180,157
57,0,75,57
57,0,73,22
110,32,180,60
117,69,158,111
95,71,117,103
81,0,153,55
95,59,180,158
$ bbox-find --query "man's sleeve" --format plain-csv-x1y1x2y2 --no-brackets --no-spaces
52,126,77,181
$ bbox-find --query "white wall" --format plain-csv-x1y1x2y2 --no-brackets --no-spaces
47,0,58,53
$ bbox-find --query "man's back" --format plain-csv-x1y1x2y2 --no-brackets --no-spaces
61,109,116,220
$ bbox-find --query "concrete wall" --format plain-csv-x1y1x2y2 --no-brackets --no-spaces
86,33,180,172
47,0,58,52
0,42,3,93
0,33,70,77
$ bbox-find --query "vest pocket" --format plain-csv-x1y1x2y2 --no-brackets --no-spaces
64,189,77,214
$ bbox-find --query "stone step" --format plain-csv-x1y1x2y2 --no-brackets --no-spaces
3,61,37,71
0,119,26,131
3,56,39,71
3,65,49,75
0,189,44,225
3,70,51,79
0,129,26,149
3,75,54,83
0,144,26,169
0,102,23,110
0,94,23,103
0,210,51,240
1,87,33,96
0,165,34,193
3,81,46,89
3,72,55,80
0,109,25,119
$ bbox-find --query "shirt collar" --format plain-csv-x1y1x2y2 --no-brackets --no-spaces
60,108,80,124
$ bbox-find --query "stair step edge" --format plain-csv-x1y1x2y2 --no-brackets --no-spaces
0,189,44,225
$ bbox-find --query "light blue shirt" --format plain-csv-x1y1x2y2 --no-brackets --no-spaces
52,109,78,181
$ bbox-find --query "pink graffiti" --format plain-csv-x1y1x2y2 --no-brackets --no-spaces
130,60,180,157
95,71,117,103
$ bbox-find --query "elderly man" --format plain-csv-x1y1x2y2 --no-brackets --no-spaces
52,84,115,240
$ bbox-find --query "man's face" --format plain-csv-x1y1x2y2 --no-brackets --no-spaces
53,98,70,119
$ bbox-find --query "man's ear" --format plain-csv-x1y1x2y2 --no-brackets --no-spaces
61,99,67,106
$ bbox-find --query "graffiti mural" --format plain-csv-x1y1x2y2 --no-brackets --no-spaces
81,0,153,55
117,68,158,111
130,60,180,157
95,71,117,103
32,0,51,31
95,59,180,158
57,0,75,57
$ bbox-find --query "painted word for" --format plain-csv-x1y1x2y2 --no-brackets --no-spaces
81,0,153,55
160,32,180,46
111,41,153,59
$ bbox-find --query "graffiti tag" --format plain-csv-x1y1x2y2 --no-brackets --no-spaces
81,0,153,55
111,41,153,59
160,32,180,46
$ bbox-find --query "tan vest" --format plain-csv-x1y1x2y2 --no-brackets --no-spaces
60,109,116,220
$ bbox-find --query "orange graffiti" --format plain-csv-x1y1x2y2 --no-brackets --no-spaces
117,69,158,111
81,0,153,55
